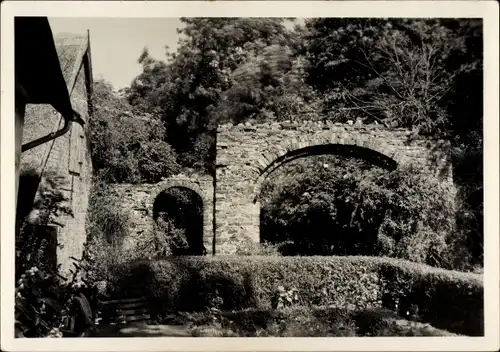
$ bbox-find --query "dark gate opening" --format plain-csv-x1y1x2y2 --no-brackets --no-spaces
153,187,204,256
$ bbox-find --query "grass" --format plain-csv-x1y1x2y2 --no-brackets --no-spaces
158,306,459,337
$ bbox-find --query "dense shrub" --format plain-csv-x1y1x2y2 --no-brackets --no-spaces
113,256,483,336
377,260,483,335
261,157,458,269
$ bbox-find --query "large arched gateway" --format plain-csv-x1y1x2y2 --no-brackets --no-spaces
214,120,453,254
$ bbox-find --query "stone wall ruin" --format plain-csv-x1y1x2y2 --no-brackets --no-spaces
109,174,214,255
214,120,453,254
56,118,453,258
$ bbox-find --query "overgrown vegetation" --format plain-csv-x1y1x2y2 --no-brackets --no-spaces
83,180,134,290
88,80,180,184
182,306,460,337
261,156,459,269
15,167,98,337
110,256,483,336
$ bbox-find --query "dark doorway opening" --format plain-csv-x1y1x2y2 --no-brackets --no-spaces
153,187,204,256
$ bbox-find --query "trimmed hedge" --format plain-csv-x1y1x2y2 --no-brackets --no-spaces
111,256,483,336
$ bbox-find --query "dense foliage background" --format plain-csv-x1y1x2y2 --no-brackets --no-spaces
86,18,483,271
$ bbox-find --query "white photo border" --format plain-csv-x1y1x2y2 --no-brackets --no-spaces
1,1,498,351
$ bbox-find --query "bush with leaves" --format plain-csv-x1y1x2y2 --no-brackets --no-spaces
117,256,483,336
15,167,98,337
260,156,457,268
155,217,190,256
15,263,100,338
88,79,180,184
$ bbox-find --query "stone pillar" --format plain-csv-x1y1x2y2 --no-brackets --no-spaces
214,174,260,254
215,125,262,254
202,194,214,254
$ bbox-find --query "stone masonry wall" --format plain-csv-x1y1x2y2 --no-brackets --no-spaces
20,53,92,278
108,174,215,256
215,120,453,254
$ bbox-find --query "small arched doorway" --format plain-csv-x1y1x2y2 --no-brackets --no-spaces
153,187,205,255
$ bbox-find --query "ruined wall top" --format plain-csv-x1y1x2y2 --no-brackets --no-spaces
217,120,450,145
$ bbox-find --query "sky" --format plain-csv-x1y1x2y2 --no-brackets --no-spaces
48,18,302,91
49,18,184,90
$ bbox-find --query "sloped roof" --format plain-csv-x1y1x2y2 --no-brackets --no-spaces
15,17,74,119
21,32,92,146
53,33,89,95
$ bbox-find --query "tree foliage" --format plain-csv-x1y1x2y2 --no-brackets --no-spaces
88,79,180,183
303,19,482,134
123,18,481,171
123,18,296,172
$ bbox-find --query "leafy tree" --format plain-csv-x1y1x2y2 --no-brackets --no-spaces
88,79,180,183
124,18,295,172
213,43,322,123
302,18,482,135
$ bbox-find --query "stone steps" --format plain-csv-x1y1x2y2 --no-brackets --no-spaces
99,296,151,325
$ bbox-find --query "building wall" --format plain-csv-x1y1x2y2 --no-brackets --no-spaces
215,120,454,254
58,59,93,277
19,53,92,278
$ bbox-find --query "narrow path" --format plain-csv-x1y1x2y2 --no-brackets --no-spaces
93,322,191,337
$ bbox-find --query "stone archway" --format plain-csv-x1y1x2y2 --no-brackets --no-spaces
150,176,214,255
251,143,399,203
214,120,453,254
109,174,214,256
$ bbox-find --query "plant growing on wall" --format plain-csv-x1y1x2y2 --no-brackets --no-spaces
15,167,98,337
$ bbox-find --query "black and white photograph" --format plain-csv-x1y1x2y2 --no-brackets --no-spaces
1,1,499,351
